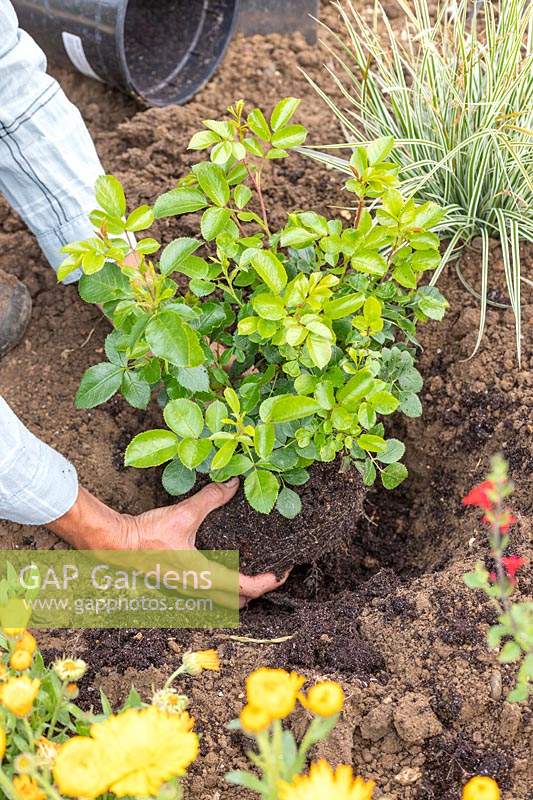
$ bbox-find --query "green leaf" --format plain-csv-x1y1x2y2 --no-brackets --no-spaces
154,188,207,218
416,286,448,320
337,370,374,408
225,771,265,792
363,458,377,486
211,454,253,482
370,390,399,414
276,486,302,519
136,238,160,255
192,162,230,207
247,108,271,140
400,393,423,417
175,365,210,393
244,470,280,514
162,460,196,495
145,311,204,367
121,371,151,410
280,227,317,248
211,440,237,470
78,263,132,304
381,462,408,489
95,175,126,218
250,250,288,295
125,430,179,468
125,205,154,232
271,124,307,148
367,136,395,164
259,394,320,423
270,97,301,131
351,251,388,276
284,468,310,486
306,336,332,369
376,438,405,464
324,292,365,319
178,438,212,470
206,400,228,433
201,207,232,241
252,293,286,321
75,363,123,409
392,263,417,289
188,130,221,150
81,252,106,275
159,238,201,276
163,399,204,438
358,434,387,453
254,423,275,458
498,640,521,664
234,185,252,209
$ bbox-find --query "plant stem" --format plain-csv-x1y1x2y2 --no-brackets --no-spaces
246,164,271,236
0,767,16,800
164,664,186,690
47,681,66,739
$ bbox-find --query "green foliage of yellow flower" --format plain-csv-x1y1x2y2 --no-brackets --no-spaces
239,703,272,733
462,776,500,800
246,668,306,720
0,675,40,717
182,648,220,675
12,775,46,800
278,760,375,800
299,681,344,717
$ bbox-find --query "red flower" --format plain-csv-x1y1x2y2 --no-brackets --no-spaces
501,555,526,580
500,513,517,533
463,480,495,510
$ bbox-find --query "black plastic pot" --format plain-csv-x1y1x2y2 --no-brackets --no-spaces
12,0,240,106
239,0,319,43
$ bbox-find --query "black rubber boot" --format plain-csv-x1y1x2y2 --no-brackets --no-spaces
0,269,32,359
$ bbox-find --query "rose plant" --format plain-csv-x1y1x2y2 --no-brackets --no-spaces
61,98,447,517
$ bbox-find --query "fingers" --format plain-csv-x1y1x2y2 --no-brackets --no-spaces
178,477,240,533
239,568,291,601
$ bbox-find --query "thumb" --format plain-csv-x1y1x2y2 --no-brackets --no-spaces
183,477,240,526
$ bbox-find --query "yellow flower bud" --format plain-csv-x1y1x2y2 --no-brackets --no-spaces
10,649,32,672
462,776,500,800
299,680,344,717
181,649,220,675
240,704,271,734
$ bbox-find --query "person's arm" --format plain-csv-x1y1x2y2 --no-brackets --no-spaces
0,0,102,283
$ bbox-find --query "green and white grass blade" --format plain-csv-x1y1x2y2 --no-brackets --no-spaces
302,0,533,362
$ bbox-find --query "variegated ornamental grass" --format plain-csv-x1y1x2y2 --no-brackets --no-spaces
303,0,533,362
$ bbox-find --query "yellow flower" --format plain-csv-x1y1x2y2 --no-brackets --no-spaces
12,775,46,800
462,776,500,800
0,727,5,761
15,632,37,656
240,704,272,734
91,707,199,797
53,737,111,799
278,760,375,800
0,676,40,717
10,649,32,671
246,668,306,720
65,683,79,700
151,688,189,714
181,649,220,675
0,664,7,682
52,658,87,682
299,680,344,717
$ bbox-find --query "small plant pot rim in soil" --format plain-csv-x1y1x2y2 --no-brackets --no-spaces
195,459,365,576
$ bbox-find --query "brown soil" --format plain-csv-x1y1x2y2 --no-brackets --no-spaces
195,460,365,575
1,2,532,799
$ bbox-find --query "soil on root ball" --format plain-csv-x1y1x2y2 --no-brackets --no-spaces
195,460,365,575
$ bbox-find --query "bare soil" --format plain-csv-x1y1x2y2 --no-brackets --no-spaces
0,2,532,798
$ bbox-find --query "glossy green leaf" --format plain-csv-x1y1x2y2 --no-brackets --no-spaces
163,399,204,438
259,394,320,423
154,189,207,218
254,423,275,458
75,363,123,409
162,460,196,495
178,438,212,469
250,250,288,295
270,97,301,131
125,205,154,232
244,470,280,514
381,462,408,489
145,311,204,367
95,175,126,218
125,430,178,468
192,162,230,207
275,486,302,519
159,238,201,275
